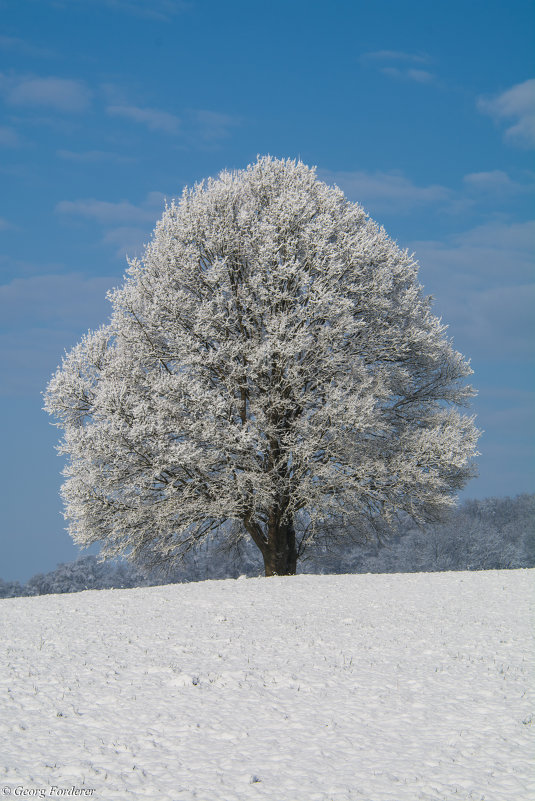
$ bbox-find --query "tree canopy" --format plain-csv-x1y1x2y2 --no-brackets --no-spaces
44,156,479,576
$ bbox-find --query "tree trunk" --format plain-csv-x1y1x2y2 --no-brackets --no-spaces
262,518,297,576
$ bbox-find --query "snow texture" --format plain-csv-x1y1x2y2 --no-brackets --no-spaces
1,569,533,800
44,156,479,575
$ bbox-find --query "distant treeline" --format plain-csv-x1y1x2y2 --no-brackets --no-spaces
1,494,533,599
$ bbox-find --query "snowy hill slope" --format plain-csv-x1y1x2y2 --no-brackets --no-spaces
1,570,533,801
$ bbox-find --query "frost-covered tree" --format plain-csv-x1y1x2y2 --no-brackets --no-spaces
44,156,479,576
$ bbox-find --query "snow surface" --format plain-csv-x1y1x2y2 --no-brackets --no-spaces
1,569,533,800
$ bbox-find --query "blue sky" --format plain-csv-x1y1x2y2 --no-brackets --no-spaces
1,0,534,582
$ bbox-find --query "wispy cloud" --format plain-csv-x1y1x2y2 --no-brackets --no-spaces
52,0,189,20
320,166,534,362
107,104,180,133
101,226,151,257
0,125,21,147
478,79,535,149
410,219,535,361
381,67,435,84
462,170,533,195
107,0,190,18
321,169,450,214
446,219,535,265
104,89,239,142
444,169,535,214
361,50,429,64
55,191,165,257
327,165,533,219
0,272,116,328
57,149,134,164
463,170,516,192
0,74,92,113
0,271,117,395
190,109,240,141
362,50,436,84
56,191,165,226
0,35,55,59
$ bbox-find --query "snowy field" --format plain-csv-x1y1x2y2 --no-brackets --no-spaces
1,570,533,801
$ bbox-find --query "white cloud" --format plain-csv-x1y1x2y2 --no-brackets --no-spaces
478,79,535,149
0,327,87,396
451,219,535,258
321,169,450,214
362,51,435,83
0,75,91,113
381,67,435,84
55,192,166,258
0,272,118,396
476,386,535,432
463,170,519,193
413,220,535,290
102,83,238,143
107,104,180,133
56,191,165,226
451,170,534,214
102,226,151,258
465,283,534,356
406,69,435,84
329,166,532,218
410,220,535,361
56,198,152,225
0,272,116,328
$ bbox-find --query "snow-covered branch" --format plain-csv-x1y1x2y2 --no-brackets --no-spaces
44,156,479,575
